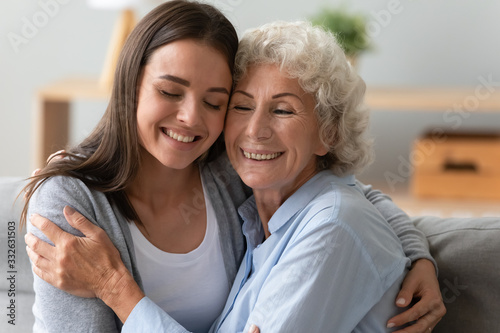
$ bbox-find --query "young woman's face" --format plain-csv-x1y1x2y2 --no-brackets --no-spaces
136,39,232,170
225,64,328,198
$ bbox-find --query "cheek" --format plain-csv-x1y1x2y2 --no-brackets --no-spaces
135,98,154,126
135,108,152,140
135,101,159,146
223,112,241,144
135,116,149,148
207,112,226,139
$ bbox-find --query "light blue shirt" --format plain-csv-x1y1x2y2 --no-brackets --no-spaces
123,171,410,333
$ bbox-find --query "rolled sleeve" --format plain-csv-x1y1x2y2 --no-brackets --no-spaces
122,297,190,333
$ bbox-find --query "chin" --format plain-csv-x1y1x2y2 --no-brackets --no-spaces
159,155,197,170
238,173,272,191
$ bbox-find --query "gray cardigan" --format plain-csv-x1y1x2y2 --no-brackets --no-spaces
27,153,432,332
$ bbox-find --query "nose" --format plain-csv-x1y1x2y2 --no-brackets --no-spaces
245,107,272,140
176,98,201,126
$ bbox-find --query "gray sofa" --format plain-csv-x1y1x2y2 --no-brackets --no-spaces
1,177,499,332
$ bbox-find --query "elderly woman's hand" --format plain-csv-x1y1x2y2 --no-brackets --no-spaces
25,206,125,298
25,207,139,297
387,259,446,332
25,206,144,322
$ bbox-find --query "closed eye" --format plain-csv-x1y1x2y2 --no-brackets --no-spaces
274,109,293,115
233,106,253,111
204,101,221,110
159,90,181,98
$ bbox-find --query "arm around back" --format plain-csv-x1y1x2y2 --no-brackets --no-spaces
27,176,136,332
357,180,436,267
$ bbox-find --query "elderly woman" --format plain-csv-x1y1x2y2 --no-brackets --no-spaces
26,19,444,332
213,20,410,332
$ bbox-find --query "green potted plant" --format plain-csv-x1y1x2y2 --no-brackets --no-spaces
310,7,371,66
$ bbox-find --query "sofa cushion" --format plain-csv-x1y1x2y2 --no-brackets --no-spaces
413,216,500,333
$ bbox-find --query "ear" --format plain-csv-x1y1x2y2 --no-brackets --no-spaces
314,128,331,157
314,142,329,157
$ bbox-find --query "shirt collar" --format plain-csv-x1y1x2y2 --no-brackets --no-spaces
238,171,356,247
238,197,263,250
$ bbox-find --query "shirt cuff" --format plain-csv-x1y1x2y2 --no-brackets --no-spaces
122,297,188,333
408,254,439,276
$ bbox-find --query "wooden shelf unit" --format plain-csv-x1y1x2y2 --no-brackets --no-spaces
34,77,110,169
365,86,500,112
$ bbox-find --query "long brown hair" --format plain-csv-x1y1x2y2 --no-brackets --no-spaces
21,0,238,229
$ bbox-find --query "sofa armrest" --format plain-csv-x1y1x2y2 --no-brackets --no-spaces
0,177,35,332
0,178,32,292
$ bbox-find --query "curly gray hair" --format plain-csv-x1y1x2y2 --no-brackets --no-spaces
234,21,373,176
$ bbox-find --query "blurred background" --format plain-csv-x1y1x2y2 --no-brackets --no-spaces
2,0,500,216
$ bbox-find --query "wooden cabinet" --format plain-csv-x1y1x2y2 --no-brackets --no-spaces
412,132,500,200
364,86,500,216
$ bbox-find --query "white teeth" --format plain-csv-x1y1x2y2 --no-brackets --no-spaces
166,129,195,143
243,150,282,161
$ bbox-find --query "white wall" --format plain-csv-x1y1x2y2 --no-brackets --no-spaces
2,0,500,187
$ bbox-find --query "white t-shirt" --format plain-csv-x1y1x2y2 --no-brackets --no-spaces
129,176,229,333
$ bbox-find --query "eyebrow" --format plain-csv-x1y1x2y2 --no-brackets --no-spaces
232,90,253,98
272,92,303,102
158,74,230,95
233,90,303,102
159,74,190,87
207,87,230,95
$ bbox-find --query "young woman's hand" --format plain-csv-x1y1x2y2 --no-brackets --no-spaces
387,259,446,332
25,206,144,322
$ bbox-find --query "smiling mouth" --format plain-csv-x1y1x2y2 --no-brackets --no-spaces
162,128,198,143
242,149,283,161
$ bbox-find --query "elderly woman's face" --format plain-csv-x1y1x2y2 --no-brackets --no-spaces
225,64,327,196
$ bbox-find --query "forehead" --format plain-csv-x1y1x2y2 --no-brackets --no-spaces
236,63,306,95
145,39,232,82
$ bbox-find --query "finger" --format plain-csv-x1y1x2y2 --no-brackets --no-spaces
47,150,65,163
387,302,425,328
25,233,56,260
26,245,51,274
247,324,259,333
63,206,101,238
29,251,56,288
389,294,446,330
391,313,439,333
29,214,67,244
395,274,420,308
395,289,413,308
31,260,49,281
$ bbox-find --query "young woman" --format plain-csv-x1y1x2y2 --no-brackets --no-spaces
23,1,445,332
